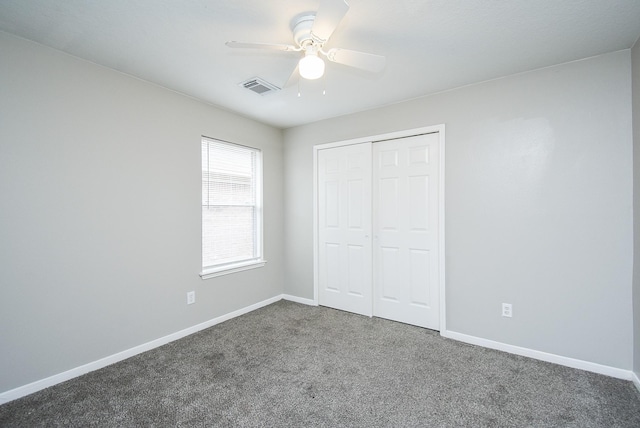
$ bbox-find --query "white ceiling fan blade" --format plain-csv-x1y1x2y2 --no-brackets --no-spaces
282,64,300,89
311,0,349,42
225,41,299,52
326,48,386,72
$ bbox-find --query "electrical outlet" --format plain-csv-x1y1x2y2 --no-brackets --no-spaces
187,291,195,305
502,303,512,318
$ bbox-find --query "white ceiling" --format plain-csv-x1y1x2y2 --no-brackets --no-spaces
1,0,640,129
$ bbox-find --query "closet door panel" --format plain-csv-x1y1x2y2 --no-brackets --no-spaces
373,133,440,329
318,143,372,316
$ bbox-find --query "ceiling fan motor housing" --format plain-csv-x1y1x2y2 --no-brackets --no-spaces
293,14,321,47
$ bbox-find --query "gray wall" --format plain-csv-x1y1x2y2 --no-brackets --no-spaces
633,39,640,380
0,32,284,393
284,50,633,370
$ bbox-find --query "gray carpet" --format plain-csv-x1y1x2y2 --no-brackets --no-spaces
1,300,639,427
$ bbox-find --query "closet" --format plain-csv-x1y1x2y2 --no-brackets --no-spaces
315,130,442,330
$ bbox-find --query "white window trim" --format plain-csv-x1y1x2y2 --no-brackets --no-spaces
200,259,267,279
201,136,265,279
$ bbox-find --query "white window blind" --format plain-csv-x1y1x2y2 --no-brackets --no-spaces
201,137,263,277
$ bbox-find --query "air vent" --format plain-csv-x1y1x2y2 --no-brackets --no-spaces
240,77,280,95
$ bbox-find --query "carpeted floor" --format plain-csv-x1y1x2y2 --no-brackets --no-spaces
1,300,639,427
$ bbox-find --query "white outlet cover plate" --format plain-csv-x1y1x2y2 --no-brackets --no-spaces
502,303,512,317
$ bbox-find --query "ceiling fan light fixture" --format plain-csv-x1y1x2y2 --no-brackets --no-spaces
299,51,325,80
226,1,386,86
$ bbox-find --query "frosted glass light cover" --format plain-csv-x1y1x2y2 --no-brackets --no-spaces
299,54,325,80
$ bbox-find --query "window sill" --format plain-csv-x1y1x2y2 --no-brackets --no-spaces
200,260,266,279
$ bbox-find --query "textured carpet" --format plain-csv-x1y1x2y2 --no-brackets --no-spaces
1,300,639,427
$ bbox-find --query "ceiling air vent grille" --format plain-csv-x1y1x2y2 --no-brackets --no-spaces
240,77,280,95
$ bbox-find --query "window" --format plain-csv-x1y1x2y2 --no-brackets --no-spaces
200,137,265,278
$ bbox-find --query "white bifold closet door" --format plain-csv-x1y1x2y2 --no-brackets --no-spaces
317,133,440,329
318,143,373,317
372,133,440,329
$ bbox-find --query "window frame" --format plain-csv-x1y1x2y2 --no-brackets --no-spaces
200,136,265,279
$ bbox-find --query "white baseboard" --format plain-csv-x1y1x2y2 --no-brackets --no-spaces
0,295,282,405
441,329,633,381
282,294,317,306
633,371,640,393
2,299,634,405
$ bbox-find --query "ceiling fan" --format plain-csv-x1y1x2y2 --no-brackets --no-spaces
225,0,386,83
